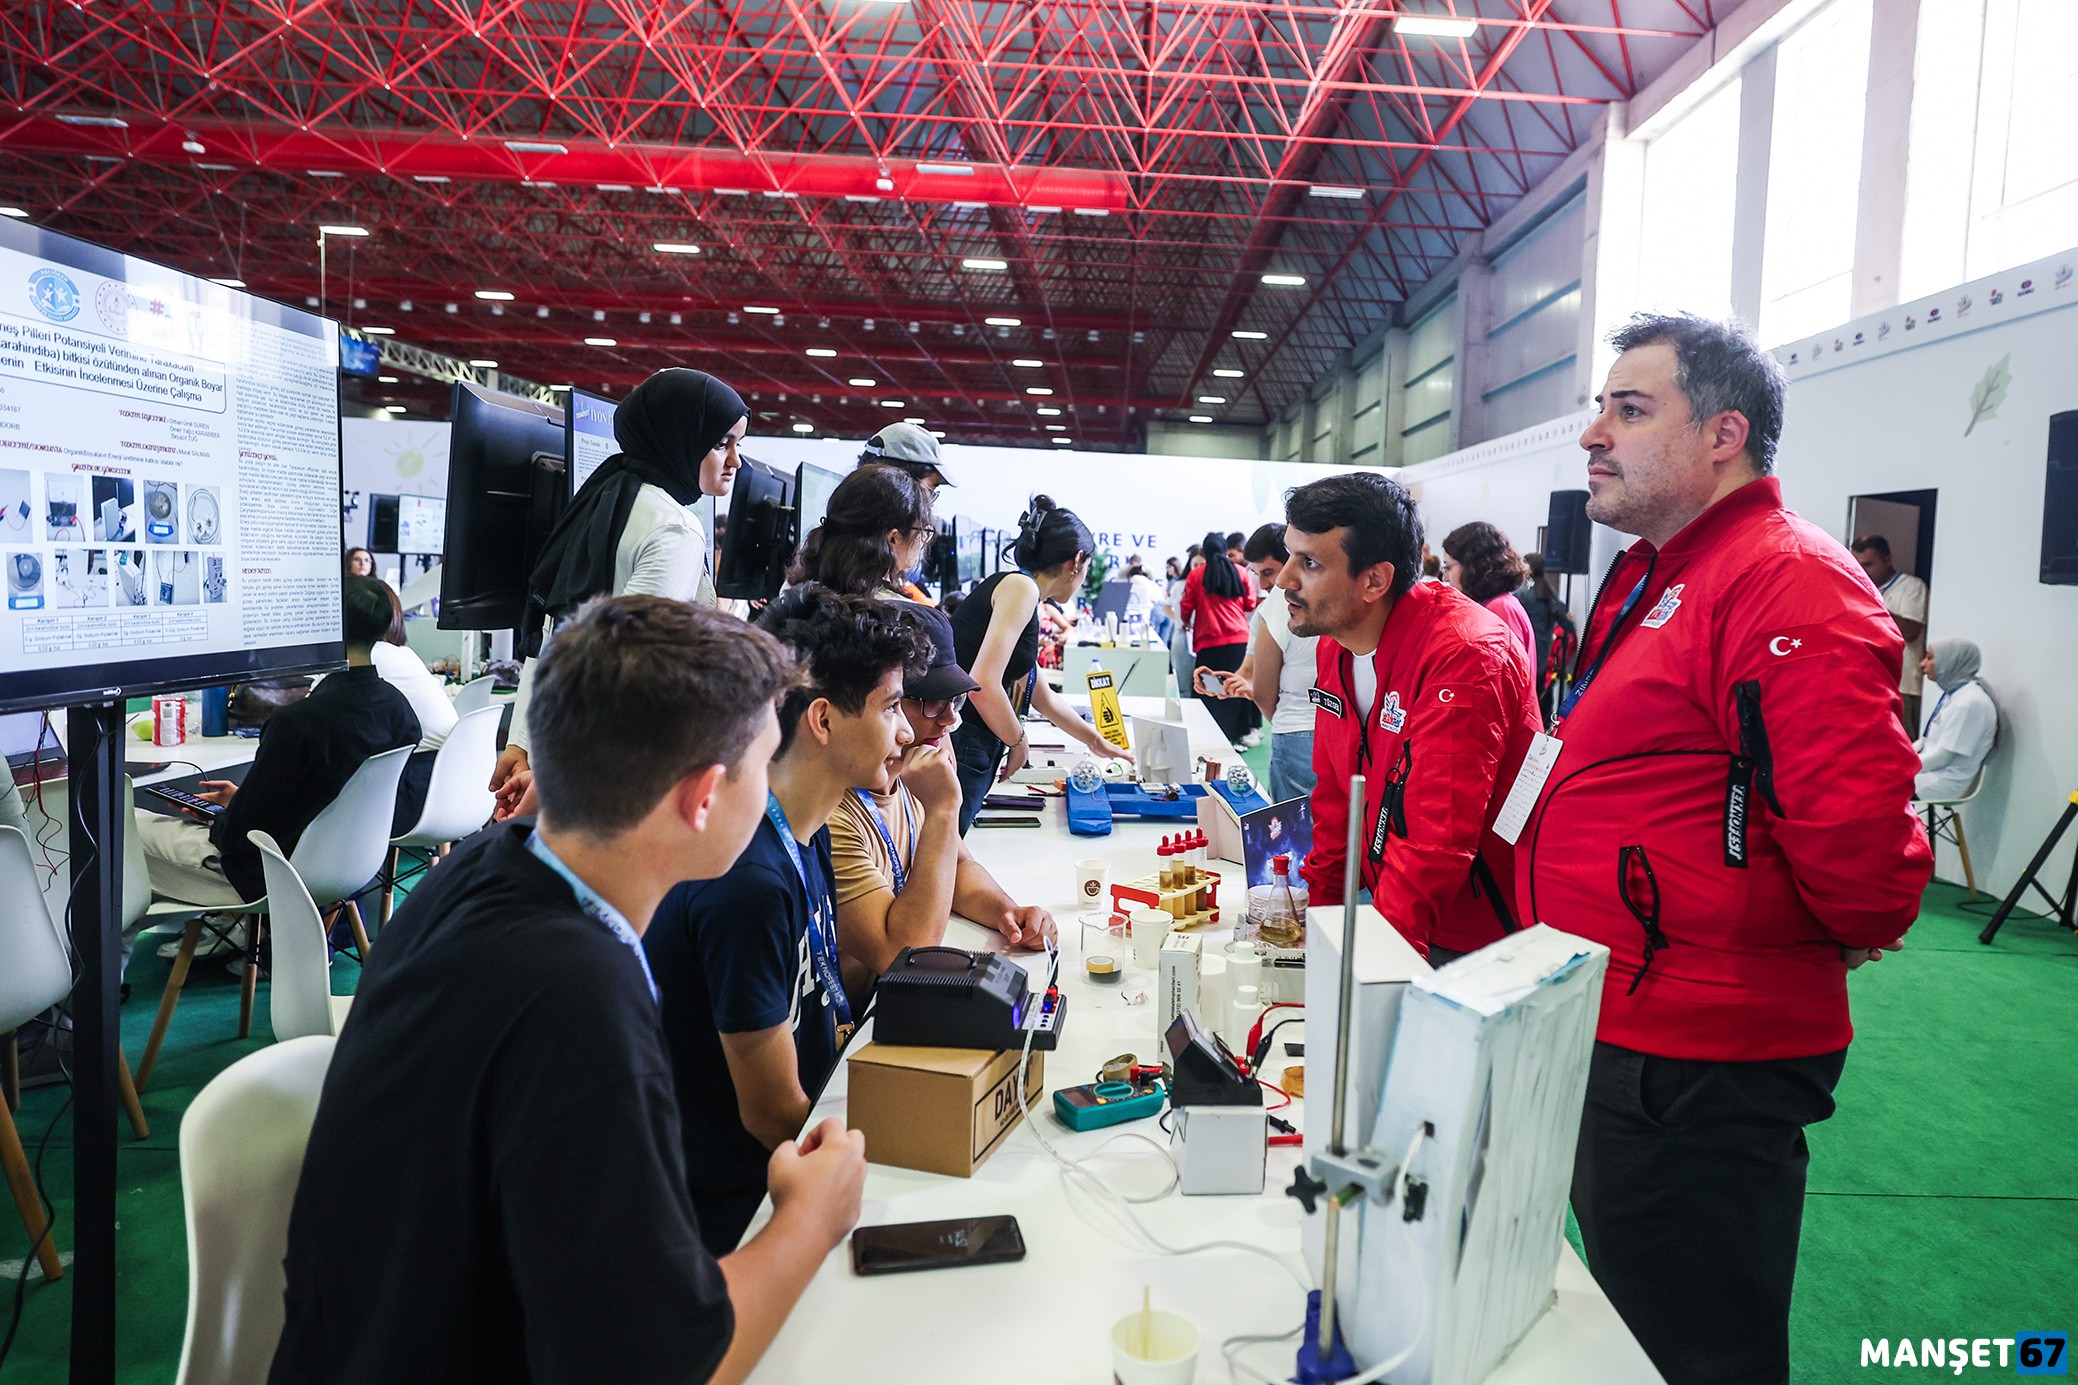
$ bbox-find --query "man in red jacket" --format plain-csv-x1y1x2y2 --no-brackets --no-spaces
1520,314,1932,1385
1280,472,1541,962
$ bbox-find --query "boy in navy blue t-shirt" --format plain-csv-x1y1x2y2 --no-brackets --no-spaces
647,586,934,1252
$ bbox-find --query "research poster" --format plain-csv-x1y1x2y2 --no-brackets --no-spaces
568,388,617,492
0,221,343,706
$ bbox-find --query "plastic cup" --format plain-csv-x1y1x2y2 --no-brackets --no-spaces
1129,909,1172,970
1110,1308,1200,1384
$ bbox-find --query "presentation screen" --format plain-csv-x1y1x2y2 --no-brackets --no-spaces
567,386,617,493
0,218,346,713
396,493,445,555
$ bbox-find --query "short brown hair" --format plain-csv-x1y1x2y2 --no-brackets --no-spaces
1442,521,1529,604
528,596,799,834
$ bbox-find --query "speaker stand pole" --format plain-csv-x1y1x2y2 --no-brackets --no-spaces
65,703,126,1385
1979,792,2078,945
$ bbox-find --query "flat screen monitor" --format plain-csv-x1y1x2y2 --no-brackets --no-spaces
0,217,345,713
566,387,618,495
714,459,795,601
796,462,842,548
338,331,381,377
396,494,445,555
438,381,566,632
368,493,399,552
2,709,61,770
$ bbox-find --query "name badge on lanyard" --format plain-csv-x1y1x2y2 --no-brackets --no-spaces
765,793,854,1038
854,788,917,896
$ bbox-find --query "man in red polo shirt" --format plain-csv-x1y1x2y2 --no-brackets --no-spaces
1280,472,1541,963
1519,314,1931,1385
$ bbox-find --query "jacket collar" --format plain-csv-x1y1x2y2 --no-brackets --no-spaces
1633,476,1783,561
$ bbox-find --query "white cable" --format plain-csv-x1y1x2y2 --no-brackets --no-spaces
1330,1124,1432,1385
1222,1326,1301,1384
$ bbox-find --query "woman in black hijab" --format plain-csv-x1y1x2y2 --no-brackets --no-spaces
491,367,749,817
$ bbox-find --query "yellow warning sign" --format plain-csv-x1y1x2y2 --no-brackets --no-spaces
1086,669,1130,750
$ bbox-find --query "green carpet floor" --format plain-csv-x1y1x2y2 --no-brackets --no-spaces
2,867,2071,1382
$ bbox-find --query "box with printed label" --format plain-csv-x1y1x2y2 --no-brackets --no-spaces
847,1043,1046,1178
1159,931,1203,1037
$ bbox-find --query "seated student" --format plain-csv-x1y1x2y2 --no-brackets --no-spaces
645,586,931,1254
828,603,1056,1005
1913,637,1996,802
272,596,865,1385
134,576,423,916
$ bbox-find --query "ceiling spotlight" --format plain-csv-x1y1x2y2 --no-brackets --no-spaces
320,224,370,237
1394,14,1480,38
792,422,815,433
1026,387,1054,396
504,140,571,155
849,378,877,387
985,316,1022,327
584,337,617,347
669,312,683,325
1232,330,1267,340
806,347,837,358
208,277,246,288
1012,358,1044,368
1198,395,1227,404
1260,274,1307,287
360,326,395,335
962,258,1008,271
1035,406,1062,416
1213,368,1245,378
744,305,781,315
399,299,413,311
639,311,652,324
474,289,515,301
654,242,702,255
378,375,399,384
1307,184,1366,200
1189,415,1213,423
471,359,499,368
592,309,606,321
535,306,550,318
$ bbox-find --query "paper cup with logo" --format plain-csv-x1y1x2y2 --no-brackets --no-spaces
1111,1309,1200,1385
1129,908,1172,970
1075,858,1110,906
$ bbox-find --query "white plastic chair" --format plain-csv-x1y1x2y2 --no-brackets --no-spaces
0,824,151,1282
174,1034,334,1385
450,674,496,716
1918,767,1987,898
379,704,500,923
139,747,411,1080
251,832,353,1042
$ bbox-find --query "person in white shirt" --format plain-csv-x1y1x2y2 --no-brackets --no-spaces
370,582,459,751
492,369,746,819
1913,638,1996,804
1851,535,1928,730
1212,523,1320,804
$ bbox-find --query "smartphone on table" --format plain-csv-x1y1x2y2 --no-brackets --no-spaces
849,1216,1026,1276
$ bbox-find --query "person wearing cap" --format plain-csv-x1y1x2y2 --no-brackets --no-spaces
859,421,954,492
828,601,1056,1009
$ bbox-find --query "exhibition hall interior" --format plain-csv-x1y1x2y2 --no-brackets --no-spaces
1,1,2073,1382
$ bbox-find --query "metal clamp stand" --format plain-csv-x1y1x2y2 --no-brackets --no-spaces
1978,790,2078,945
65,703,127,1385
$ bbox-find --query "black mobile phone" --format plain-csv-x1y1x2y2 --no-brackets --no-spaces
973,816,1042,828
850,1216,1026,1277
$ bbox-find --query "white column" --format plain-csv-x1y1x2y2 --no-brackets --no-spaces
1728,46,1775,332
1852,0,1921,317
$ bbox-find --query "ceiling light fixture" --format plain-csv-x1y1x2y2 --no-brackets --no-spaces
962,258,1008,271
596,183,633,192
806,348,837,358
1198,395,1227,404
503,140,570,155
744,305,781,314
1214,368,1245,378
1051,437,1073,445
360,325,395,335
792,422,815,433
0,208,28,219
1011,358,1044,368
413,174,452,184
984,316,1022,327
881,400,905,408
384,405,408,414
653,242,701,255
1189,415,1213,423
1045,424,1066,431
470,359,499,368
320,224,370,237
916,162,975,176
473,289,514,300
208,277,246,288
1232,330,1268,340
59,113,129,128
1035,406,1062,416
1394,14,1480,38
1072,208,1109,217
1308,184,1366,199
849,377,877,387
1026,387,1054,396
584,336,617,346
844,194,881,204
1261,274,1307,287
378,375,399,383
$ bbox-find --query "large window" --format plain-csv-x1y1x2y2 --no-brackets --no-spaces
1759,0,1874,345
1398,295,1457,466
1636,78,1742,322
1484,196,1585,438
1901,0,2078,300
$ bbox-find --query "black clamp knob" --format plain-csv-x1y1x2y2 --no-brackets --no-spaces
1286,1165,1328,1215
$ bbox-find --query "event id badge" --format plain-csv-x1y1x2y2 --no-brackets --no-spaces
1493,733,1564,845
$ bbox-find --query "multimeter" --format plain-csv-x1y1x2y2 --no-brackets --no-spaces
1053,1079,1166,1132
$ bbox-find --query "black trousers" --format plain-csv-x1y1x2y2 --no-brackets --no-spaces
1572,1041,1847,1385
1193,640,1252,744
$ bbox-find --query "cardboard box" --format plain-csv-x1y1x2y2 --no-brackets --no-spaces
847,1043,1046,1178
1158,931,1203,1037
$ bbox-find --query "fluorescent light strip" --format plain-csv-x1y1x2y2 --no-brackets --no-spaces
916,162,975,176
744,306,781,314
359,325,394,335
1011,358,1044,368
1395,15,1479,38
320,224,370,237
208,276,245,288
984,316,1022,327
1308,184,1365,199
1232,330,1267,340
473,289,515,300
1189,415,1213,423
1213,368,1244,378
1197,395,1227,404
849,378,878,387
653,242,702,255
1026,387,1054,396
1261,274,1307,287
58,113,129,128
584,337,617,346
806,348,837,358
1034,407,1062,416
470,359,499,368
962,257,1008,271
504,140,570,154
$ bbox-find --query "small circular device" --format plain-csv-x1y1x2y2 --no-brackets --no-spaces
1085,954,1121,984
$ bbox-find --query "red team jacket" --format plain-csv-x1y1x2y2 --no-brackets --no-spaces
1302,580,1542,957
1518,479,1932,1061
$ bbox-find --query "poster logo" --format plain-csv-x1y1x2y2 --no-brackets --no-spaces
28,267,80,322
95,279,129,335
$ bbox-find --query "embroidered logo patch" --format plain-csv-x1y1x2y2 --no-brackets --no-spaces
1309,687,1345,718
1640,583,1686,630
1379,690,1406,733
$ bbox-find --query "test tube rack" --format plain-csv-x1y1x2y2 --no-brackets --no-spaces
1110,866,1222,928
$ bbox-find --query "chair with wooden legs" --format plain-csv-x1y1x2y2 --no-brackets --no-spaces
377,704,499,926
1919,768,1988,899
0,824,151,1283
136,747,411,1086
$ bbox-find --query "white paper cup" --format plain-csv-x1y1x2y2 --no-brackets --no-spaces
1129,908,1172,970
1076,858,1111,906
1111,1308,1200,1384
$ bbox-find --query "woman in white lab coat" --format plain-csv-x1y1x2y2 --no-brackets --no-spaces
1913,638,1997,803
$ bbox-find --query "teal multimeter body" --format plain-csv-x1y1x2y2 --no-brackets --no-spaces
1053,1079,1167,1132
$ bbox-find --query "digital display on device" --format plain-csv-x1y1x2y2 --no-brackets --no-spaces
0,218,344,712
849,1216,1026,1277
395,493,446,555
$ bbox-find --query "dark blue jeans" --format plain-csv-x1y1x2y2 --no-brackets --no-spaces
949,716,1004,836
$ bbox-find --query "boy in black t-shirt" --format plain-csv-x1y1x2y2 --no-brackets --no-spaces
272,597,867,1385
646,585,933,1253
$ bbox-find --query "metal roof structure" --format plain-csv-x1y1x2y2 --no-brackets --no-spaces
0,1,1718,448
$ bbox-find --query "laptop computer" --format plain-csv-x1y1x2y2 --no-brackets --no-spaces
3,711,65,786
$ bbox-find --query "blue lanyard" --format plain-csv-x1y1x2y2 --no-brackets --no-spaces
853,788,917,896
763,793,853,1027
1556,571,1651,725
526,829,658,1003
1923,686,1958,736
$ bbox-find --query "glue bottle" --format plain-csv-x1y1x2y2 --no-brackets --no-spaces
1229,983,1261,1055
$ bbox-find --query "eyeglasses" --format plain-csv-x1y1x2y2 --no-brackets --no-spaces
907,525,939,544
913,693,967,718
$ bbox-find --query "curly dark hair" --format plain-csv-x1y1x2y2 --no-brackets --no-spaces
1284,472,1424,595
788,463,935,595
1442,521,1529,605
756,583,934,755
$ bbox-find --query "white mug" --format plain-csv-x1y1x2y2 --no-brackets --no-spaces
1075,858,1110,905
1129,908,1172,970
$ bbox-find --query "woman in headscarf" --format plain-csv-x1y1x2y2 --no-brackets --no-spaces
490,368,748,818
1913,638,1996,802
